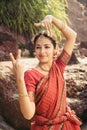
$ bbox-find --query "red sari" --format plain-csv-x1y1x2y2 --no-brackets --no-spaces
24,50,81,130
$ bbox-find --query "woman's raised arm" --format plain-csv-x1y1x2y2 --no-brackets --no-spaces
9,49,35,120
34,15,77,55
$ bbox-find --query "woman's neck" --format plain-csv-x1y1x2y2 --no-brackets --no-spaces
39,62,52,72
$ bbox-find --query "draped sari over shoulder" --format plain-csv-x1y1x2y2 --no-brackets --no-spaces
24,50,81,130
31,62,81,130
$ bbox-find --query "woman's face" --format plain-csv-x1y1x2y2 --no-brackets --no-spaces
35,36,55,63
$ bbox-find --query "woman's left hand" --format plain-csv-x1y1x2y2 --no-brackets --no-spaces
7,49,24,81
34,15,53,36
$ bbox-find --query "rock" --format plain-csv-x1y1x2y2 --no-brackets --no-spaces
0,25,34,59
81,123,87,130
0,26,27,45
68,0,87,42
65,61,87,121
0,116,16,130
77,0,87,7
0,65,30,130
79,48,87,57
78,41,87,57
80,41,87,49
25,41,35,57
68,52,79,64
0,50,5,60
0,32,18,61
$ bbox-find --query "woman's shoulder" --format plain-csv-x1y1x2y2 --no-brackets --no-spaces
55,49,71,73
24,69,34,78
25,68,34,75
24,68,43,81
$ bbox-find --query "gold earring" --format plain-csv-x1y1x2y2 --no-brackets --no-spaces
53,51,58,60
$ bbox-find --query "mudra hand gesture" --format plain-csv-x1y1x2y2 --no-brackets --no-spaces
34,15,53,36
8,49,24,80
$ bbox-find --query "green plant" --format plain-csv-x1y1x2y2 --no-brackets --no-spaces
18,43,25,50
0,0,69,39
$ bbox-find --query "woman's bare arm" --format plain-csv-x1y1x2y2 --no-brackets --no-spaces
34,15,77,55
52,16,77,55
9,50,35,120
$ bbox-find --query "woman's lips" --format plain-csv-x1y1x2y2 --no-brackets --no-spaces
39,55,47,59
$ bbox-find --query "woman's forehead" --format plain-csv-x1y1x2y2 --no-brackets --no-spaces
36,36,52,45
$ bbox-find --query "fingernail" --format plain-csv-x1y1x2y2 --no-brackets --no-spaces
9,53,12,55
48,31,50,36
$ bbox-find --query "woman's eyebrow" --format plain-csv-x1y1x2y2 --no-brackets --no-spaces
44,44,50,45
44,44,51,46
35,44,41,46
36,43,51,46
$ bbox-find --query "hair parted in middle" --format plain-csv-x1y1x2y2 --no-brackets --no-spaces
33,32,57,49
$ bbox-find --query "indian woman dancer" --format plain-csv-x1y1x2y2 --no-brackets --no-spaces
9,15,81,130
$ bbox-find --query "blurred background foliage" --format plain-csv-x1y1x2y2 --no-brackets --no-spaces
0,0,69,39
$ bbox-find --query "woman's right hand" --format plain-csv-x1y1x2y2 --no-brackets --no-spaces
34,15,53,36
8,49,24,80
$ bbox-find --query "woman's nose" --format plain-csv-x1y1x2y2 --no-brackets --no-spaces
40,48,45,53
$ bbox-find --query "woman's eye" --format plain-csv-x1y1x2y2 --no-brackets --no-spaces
36,46,41,49
45,46,50,49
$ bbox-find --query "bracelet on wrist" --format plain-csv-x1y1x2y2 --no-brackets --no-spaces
19,93,29,97
60,22,66,31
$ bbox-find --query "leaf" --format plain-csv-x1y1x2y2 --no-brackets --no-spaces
0,0,69,39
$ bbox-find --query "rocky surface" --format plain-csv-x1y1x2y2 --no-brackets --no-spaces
0,116,16,130
68,0,87,42
65,58,87,116
79,41,87,57
0,59,36,130
0,32,18,61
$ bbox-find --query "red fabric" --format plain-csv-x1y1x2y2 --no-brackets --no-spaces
24,69,43,92
30,62,81,130
24,49,67,92
24,50,81,130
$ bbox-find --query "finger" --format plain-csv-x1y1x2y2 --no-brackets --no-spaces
44,22,51,36
9,53,16,64
16,49,21,61
34,23,42,27
47,23,52,36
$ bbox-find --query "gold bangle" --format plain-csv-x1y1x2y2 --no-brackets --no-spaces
19,93,28,97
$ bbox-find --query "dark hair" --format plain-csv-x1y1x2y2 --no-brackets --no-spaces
33,32,56,48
